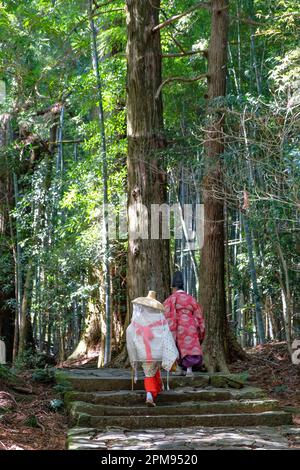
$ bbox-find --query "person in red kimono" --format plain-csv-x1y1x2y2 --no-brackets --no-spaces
163,272,205,377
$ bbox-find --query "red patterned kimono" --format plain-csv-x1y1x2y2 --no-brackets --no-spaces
163,291,205,367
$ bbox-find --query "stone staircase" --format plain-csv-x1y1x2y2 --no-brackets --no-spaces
56,368,294,450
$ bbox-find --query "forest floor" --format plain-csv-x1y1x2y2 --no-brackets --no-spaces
0,370,67,450
230,341,300,425
0,341,299,450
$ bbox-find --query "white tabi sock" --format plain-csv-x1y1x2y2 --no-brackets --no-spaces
146,392,153,402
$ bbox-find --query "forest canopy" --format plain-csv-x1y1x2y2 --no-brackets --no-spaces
0,0,299,371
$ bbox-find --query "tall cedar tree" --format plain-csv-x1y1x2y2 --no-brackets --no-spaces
200,0,229,372
126,0,170,306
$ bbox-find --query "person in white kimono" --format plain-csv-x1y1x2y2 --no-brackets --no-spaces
126,291,178,406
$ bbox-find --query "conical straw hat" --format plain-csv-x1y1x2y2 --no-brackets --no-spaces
132,290,165,312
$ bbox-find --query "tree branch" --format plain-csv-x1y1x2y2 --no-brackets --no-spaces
69,5,124,37
92,0,116,10
230,15,264,26
152,2,211,33
162,49,208,58
155,74,207,100
168,33,187,54
47,139,84,145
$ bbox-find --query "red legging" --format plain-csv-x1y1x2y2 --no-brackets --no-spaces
144,370,162,399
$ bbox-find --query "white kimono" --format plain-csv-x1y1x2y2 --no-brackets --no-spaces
126,303,178,373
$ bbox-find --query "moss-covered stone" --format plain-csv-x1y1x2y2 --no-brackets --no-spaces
75,412,92,427
83,411,292,429
230,387,267,400
69,398,279,420
209,374,245,389
55,370,73,388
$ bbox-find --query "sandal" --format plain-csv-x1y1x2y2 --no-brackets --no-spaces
146,398,156,407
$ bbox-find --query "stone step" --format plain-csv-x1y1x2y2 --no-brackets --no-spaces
67,425,298,450
69,399,279,419
64,386,266,407
73,410,293,429
57,371,210,392
55,368,248,392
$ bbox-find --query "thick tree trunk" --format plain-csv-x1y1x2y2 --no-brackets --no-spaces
225,320,247,362
67,309,101,361
109,0,170,367
126,0,170,304
67,268,101,362
200,0,229,372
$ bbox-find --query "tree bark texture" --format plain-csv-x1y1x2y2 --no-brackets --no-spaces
126,0,170,305
200,0,229,372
